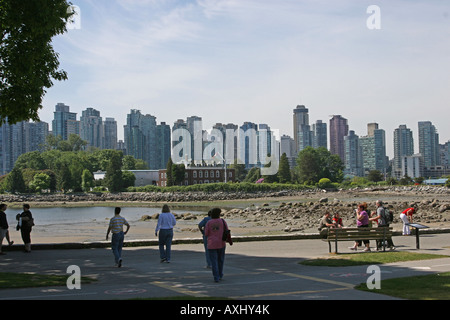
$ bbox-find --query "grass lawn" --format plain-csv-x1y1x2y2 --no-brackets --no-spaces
355,272,450,300
301,251,450,300
0,272,96,289
300,251,449,267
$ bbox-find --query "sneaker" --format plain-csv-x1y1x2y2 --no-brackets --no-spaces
363,247,371,252
348,246,357,251
160,258,167,263
118,258,122,268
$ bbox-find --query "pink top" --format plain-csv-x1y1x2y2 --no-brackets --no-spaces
205,218,228,249
357,210,369,226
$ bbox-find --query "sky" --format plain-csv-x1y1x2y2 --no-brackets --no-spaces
40,0,450,158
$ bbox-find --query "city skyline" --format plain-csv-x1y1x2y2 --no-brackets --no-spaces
42,102,449,159
1,103,449,179
34,0,449,159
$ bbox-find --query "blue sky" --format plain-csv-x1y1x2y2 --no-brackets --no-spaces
41,0,450,157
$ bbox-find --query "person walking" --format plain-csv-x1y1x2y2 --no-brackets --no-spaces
349,204,371,252
106,207,130,267
204,208,229,283
16,204,33,253
400,205,417,235
155,204,177,263
198,209,212,268
370,200,395,250
0,204,14,255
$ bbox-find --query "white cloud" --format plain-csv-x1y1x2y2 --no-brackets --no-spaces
41,0,450,154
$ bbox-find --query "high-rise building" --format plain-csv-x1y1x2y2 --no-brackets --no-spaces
344,130,363,177
212,123,238,164
124,109,169,170
103,118,118,150
312,120,327,149
402,154,422,178
80,107,103,149
0,120,48,175
280,134,296,168
329,115,348,162
440,141,450,167
52,103,79,140
240,121,258,168
156,122,171,169
293,105,312,154
24,121,49,152
359,123,387,175
418,121,440,168
393,125,414,178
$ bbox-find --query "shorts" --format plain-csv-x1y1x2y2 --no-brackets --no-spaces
0,228,7,241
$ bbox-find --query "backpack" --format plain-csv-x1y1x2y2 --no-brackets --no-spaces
383,207,393,224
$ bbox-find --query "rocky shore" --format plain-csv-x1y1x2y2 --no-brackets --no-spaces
1,185,448,204
2,186,449,238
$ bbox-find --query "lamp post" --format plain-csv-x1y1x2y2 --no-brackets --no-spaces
213,152,227,183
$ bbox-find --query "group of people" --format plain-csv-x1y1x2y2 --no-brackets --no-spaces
0,203,34,255
3,200,418,281
106,205,230,283
320,200,419,252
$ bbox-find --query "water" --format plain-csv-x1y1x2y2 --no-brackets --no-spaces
5,206,205,227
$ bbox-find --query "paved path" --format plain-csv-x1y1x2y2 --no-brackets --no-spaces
1,233,450,304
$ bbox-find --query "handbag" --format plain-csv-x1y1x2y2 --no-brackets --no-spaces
221,219,233,245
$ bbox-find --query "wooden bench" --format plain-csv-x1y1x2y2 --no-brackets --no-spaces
323,227,393,253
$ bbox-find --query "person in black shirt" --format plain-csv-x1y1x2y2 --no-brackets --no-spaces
0,203,14,255
16,204,34,253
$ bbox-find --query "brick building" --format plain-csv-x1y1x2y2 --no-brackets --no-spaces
158,167,235,187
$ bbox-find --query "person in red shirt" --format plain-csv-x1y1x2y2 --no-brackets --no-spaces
400,206,417,235
332,213,343,228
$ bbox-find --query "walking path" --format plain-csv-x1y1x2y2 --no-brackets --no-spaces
1,232,450,303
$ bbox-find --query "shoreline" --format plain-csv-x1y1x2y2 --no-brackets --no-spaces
2,187,450,245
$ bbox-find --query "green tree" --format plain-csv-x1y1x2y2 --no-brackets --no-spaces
318,178,332,189
244,167,261,183
104,152,123,192
295,147,321,185
122,155,136,170
230,160,247,182
67,134,87,151
367,170,383,182
14,151,46,170
277,153,291,183
29,172,51,193
81,169,94,192
0,0,73,124
172,163,186,186
56,163,72,192
166,158,174,186
122,171,136,189
4,167,26,193
135,159,148,170
295,147,344,185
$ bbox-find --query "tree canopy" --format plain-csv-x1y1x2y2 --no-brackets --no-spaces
0,0,72,124
294,146,344,185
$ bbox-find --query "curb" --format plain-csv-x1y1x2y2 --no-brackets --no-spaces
4,228,450,251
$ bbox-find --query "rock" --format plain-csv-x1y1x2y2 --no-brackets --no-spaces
151,213,160,220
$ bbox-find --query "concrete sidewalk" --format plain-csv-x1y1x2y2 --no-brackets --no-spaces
1,232,450,302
